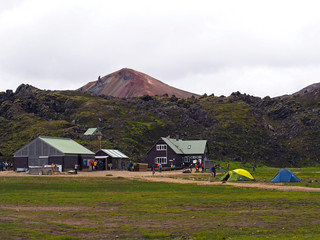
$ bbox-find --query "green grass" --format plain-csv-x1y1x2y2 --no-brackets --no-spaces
0,175,320,239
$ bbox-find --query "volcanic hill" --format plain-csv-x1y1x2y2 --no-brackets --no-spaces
78,68,198,98
294,82,320,95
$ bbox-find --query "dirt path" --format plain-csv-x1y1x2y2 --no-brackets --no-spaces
1,170,320,192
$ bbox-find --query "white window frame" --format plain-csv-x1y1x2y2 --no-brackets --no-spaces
155,157,167,164
156,144,167,151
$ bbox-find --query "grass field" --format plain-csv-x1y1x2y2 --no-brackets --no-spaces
0,169,320,240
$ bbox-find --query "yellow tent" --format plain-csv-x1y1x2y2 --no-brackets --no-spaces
220,169,255,181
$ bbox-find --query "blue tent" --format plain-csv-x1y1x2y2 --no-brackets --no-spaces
270,169,301,182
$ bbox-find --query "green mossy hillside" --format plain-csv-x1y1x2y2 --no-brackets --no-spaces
1,85,320,167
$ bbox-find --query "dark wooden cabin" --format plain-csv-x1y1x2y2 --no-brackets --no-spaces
146,137,209,169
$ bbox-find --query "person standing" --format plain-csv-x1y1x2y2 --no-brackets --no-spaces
152,165,155,176
93,161,97,170
89,160,93,171
226,163,229,171
128,161,133,171
210,166,214,177
159,163,162,173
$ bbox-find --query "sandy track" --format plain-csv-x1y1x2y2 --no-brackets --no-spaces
1,170,320,192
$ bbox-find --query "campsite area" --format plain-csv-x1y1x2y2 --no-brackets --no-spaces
0,165,320,240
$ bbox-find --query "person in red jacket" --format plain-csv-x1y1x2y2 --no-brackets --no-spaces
152,165,155,176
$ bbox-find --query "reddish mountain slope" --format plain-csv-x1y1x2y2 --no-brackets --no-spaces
78,68,198,98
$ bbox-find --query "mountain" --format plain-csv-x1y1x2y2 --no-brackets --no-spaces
78,68,198,98
1,83,320,167
294,83,320,95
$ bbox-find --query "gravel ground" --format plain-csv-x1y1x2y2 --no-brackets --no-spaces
1,170,319,192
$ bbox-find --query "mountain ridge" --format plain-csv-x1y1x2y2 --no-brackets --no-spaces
1,82,320,167
294,82,320,95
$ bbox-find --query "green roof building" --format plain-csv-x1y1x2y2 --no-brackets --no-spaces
147,137,209,169
14,136,95,171
84,128,102,136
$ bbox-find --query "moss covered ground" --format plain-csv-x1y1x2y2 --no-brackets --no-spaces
0,170,319,239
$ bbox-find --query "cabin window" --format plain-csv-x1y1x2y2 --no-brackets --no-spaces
155,157,167,164
156,144,167,151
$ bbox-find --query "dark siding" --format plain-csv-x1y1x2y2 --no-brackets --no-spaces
79,154,95,170
48,156,64,171
147,139,182,168
14,157,28,170
64,155,78,170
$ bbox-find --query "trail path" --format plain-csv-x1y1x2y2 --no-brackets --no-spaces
1,170,320,192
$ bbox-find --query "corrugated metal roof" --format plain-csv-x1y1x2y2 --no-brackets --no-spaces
161,137,183,154
84,128,102,136
162,137,207,155
100,149,129,159
39,136,94,155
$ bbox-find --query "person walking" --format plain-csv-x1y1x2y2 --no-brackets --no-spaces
159,163,162,173
152,165,155,176
210,165,216,177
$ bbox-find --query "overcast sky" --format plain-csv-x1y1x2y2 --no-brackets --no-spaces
1,0,320,97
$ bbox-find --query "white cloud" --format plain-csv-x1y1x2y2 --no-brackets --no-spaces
1,0,320,96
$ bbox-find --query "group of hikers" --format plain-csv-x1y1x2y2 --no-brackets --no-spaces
0,161,14,171
88,160,105,171
151,160,223,177
150,160,228,177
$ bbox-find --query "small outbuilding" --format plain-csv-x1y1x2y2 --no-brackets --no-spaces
95,149,129,170
84,128,102,136
14,136,95,172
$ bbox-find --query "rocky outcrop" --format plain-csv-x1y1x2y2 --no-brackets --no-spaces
1,84,320,167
